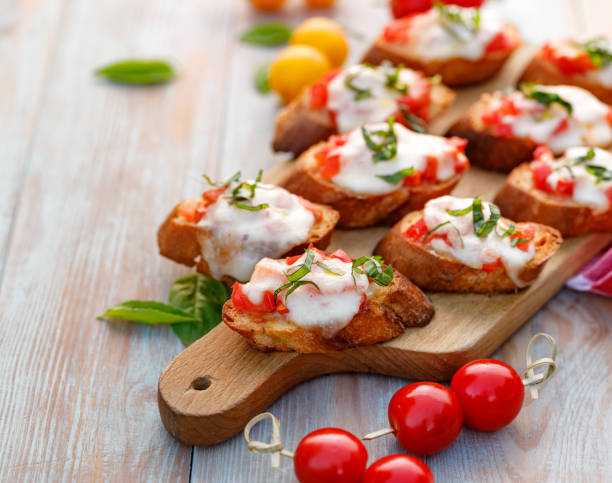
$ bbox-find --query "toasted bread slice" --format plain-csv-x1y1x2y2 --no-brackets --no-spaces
446,95,537,172
362,26,519,86
222,268,434,353
280,142,463,227
375,210,562,293
494,163,612,237
157,200,339,283
272,82,454,157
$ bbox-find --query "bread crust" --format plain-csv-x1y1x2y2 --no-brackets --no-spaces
157,200,340,283
375,210,562,293
519,54,612,106
279,142,463,227
221,268,435,353
494,163,612,237
362,27,518,87
446,96,538,172
272,81,455,157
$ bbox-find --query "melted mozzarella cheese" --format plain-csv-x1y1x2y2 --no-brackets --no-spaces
544,147,612,211
327,64,424,133
548,36,612,88
330,122,461,195
242,253,370,338
500,85,612,153
197,183,315,281
400,7,506,61
423,196,535,287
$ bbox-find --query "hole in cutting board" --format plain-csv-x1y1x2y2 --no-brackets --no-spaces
191,376,212,391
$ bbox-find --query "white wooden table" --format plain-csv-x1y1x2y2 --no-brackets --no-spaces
0,0,610,481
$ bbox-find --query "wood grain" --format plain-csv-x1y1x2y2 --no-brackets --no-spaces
0,0,609,482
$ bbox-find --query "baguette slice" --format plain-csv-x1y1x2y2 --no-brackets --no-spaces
375,210,562,293
362,25,520,87
272,81,454,157
446,94,537,172
280,142,463,227
157,200,339,283
494,163,612,237
222,268,434,353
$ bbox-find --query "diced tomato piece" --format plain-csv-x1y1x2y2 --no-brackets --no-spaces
453,153,470,173
328,133,348,147
531,161,553,192
358,293,367,312
231,283,276,313
510,225,536,252
403,217,428,241
441,0,484,7
398,80,431,122
555,177,574,197
298,197,323,223
309,81,328,110
485,30,516,55
482,259,502,273
447,136,468,152
541,43,595,76
552,118,569,136
177,198,206,223
285,254,302,265
383,18,412,43
606,108,612,127
314,146,329,165
402,170,422,187
422,156,438,181
330,249,352,263
606,186,612,206
499,97,521,116
319,152,341,179
328,109,338,129
323,69,341,84
533,145,553,162
391,0,432,19
481,108,513,138
202,186,227,205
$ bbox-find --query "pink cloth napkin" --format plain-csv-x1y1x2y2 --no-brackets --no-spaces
566,245,612,296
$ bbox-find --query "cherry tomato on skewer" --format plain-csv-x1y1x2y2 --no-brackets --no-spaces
364,454,434,483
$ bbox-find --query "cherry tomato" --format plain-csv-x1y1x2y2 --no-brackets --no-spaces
450,359,525,431
391,0,432,19
293,428,368,483
388,382,463,455
364,454,434,483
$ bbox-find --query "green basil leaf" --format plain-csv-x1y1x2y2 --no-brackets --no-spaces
95,60,175,85
97,300,198,324
447,204,473,216
376,167,414,185
476,203,501,237
345,73,372,101
254,63,270,93
520,84,573,115
287,250,315,281
240,22,292,46
315,261,345,276
233,202,269,211
580,37,612,68
169,274,229,346
422,221,450,243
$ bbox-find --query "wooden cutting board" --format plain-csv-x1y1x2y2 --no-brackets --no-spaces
157,47,612,446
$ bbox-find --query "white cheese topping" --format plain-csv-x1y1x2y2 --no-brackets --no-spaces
329,122,464,195
422,196,535,287
493,85,612,153
398,7,506,61
241,252,370,338
547,37,612,88
327,64,426,133
197,183,315,281
542,147,612,211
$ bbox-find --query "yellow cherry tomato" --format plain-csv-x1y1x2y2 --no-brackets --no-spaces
290,17,348,68
269,45,332,103
305,0,337,7
250,0,286,12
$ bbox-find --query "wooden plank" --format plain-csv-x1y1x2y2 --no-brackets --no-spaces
0,0,243,479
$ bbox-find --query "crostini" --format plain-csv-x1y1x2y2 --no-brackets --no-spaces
222,246,434,352
447,83,612,172
272,62,455,156
157,172,339,282
280,119,470,227
520,36,612,105
375,196,562,293
363,3,520,86
494,146,612,236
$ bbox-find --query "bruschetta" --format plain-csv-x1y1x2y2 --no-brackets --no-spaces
272,62,455,157
363,3,520,86
157,172,339,283
280,119,470,227
222,246,434,352
447,83,612,172
375,195,562,293
520,36,612,105
494,146,612,236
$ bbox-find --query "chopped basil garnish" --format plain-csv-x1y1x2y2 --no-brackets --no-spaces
361,117,398,162
422,221,451,243
446,204,473,216
315,261,345,276
287,250,315,281
498,223,516,238
574,148,596,164
352,256,394,286
520,83,573,115
399,106,427,133
377,167,415,185
274,280,320,302
580,37,612,68
585,164,612,183
435,2,481,41
383,62,408,95
511,236,534,247
345,73,372,101
201,170,270,211
475,202,500,237
202,171,241,187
